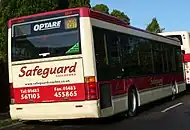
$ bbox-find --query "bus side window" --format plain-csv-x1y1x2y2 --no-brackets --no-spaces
120,34,130,76
122,35,141,76
167,45,177,72
138,38,153,75
152,42,163,74
92,26,110,81
106,31,123,79
175,47,183,73
163,45,169,72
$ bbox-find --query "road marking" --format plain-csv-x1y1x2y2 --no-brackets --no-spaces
0,121,25,130
161,102,183,112
0,113,9,117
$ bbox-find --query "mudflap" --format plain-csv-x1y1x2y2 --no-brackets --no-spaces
99,83,113,117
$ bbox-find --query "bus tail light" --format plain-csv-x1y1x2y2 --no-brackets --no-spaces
10,83,15,104
183,54,190,63
84,76,98,100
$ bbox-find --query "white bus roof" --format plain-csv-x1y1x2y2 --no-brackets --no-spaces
159,31,190,36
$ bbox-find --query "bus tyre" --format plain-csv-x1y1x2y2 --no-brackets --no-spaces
128,89,138,117
171,82,178,100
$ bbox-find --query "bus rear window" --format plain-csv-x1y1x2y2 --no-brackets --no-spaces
166,35,182,45
11,16,81,61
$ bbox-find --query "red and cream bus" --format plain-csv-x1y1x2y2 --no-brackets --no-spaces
159,31,190,91
8,7,185,121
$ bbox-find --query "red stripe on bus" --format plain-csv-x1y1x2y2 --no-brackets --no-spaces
13,83,85,104
98,74,183,96
8,8,90,28
12,73,183,104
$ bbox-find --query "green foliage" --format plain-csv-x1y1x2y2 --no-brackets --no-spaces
146,17,164,33
68,0,91,8
1,0,59,21
92,4,109,14
57,0,69,9
111,9,130,25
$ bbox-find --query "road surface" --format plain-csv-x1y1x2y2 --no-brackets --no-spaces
3,92,190,130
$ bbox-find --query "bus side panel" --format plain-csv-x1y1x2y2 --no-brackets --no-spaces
81,17,114,117
181,33,190,90
80,17,102,116
128,74,184,106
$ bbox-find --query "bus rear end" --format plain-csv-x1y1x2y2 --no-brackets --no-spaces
181,32,190,91
159,31,190,91
8,9,99,120
183,53,190,91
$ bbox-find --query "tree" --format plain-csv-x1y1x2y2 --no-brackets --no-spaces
57,0,69,9
92,4,109,14
146,17,165,33
68,0,91,8
111,9,130,25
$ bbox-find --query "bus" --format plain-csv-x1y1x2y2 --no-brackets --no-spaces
8,7,185,121
159,31,190,91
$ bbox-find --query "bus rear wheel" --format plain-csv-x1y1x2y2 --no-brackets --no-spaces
171,82,178,100
128,89,138,117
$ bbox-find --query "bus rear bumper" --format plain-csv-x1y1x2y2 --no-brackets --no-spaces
10,100,100,120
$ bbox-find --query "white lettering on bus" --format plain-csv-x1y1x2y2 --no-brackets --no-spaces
54,86,76,91
33,21,61,31
18,62,77,78
21,93,40,100
54,91,77,98
20,88,40,94
53,86,77,98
